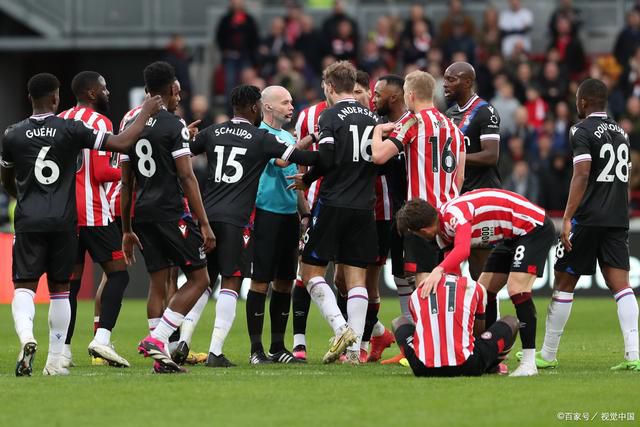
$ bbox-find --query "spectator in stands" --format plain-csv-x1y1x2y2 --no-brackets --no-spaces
525,86,548,131
549,15,586,79
284,1,304,46
291,51,319,93
621,46,640,98
477,4,502,61
191,95,215,130
512,106,537,155
499,135,525,180
216,0,259,99
402,19,432,68
621,97,640,191
492,81,520,138
552,101,572,153
163,34,193,119
272,55,305,101
402,3,435,43
505,160,539,204
549,0,582,39
258,17,291,79
361,40,385,75
327,19,357,62
439,0,475,43
295,14,325,73
369,16,397,70
530,133,553,173
240,67,266,90
513,61,534,103
538,60,568,108
614,9,640,67
477,53,504,100
322,0,359,51
538,151,571,211
498,0,534,57
443,20,476,65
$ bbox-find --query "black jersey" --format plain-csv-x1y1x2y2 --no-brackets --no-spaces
1,113,106,232
445,95,501,192
308,99,380,210
191,117,316,227
121,109,191,223
571,112,630,228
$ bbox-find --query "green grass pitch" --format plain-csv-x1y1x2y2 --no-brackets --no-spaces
0,297,637,427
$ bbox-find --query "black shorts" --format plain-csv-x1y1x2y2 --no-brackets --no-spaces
555,225,630,275
375,220,392,266
134,217,207,274
76,221,124,265
484,217,556,277
207,221,252,280
13,231,78,283
389,218,405,277
403,233,441,274
395,320,514,377
251,209,299,282
302,201,377,269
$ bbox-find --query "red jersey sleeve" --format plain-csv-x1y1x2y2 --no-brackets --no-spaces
92,151,122,183
387,113,418,152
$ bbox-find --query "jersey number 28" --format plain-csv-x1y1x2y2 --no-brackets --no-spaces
596,143,629,183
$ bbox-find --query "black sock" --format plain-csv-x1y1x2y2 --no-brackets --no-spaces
485,291,498,329
98,271,128,331
246,290,266,354
65,279,82,345
511,292,536,349
292,284,310,337
362,301,380,342
269,290,291,354
337,293,348,320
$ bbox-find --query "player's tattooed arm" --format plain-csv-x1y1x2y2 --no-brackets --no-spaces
102,95,163,153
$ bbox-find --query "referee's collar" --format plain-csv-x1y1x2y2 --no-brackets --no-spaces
588,112,607,118
30,112,54,121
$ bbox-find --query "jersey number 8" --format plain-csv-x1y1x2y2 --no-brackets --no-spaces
135,139,156,177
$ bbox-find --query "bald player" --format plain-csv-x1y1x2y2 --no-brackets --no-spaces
245,86,306,364
443,61,503,336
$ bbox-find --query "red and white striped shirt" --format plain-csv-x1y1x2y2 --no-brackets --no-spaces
409,275,486,368
59,106,119,227
388,107,465,208
436,189,547,273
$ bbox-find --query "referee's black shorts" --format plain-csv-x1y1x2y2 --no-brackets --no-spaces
251,208,299,282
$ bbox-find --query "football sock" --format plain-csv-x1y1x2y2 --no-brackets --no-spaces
99,271,129,332
94,328,111,346
337,292,348,320
269,290,291,354
209,289,238,355
395,277,414,320
93,316,100,335
485,290,498,328
613,287,639,361
49,291,71,357
246,290,266,354
292,278,310,345
347,287,368,352
511,292,537,353
151,308,184,343
362,298,380,342
372,320,385,338
65,279,81,345
541,290,574,362
12,288,36,345
148,317,160,332
180,287,211,346
307,276,347,335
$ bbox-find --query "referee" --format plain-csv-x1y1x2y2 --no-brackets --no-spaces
246,85,307,364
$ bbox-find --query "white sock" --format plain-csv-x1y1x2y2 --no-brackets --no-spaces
361,341,369,351
180,287,211,346
614,288,639,361
63,344,72,357
347,287,368,351
541,290,574,362
209,289,238,355
520,348,535,366
48,291,71,357
293,334,306,348
306,276,347,335
151,308,185,343
94,328,111,346
148,317,160,332
395,277,414,320
372,320,385,337
12,288,36,345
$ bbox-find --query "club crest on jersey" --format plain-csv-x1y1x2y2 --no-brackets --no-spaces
181,127,190,141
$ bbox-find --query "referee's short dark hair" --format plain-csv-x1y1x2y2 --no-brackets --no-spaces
143,61,176,94
577,78,608,109
395,198,439,235
27,73,60,100
231,85,262,111
378,74,405,91
71,71,102,99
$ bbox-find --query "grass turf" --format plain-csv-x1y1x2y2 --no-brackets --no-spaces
0,297,637,427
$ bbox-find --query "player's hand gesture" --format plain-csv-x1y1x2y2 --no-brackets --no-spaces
122,231,143,265
419,266,444,298
140,95,163,117
200,223,216,253
375,122,396,137
187,120,202,140
286,173,309,191
561,217,573,252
